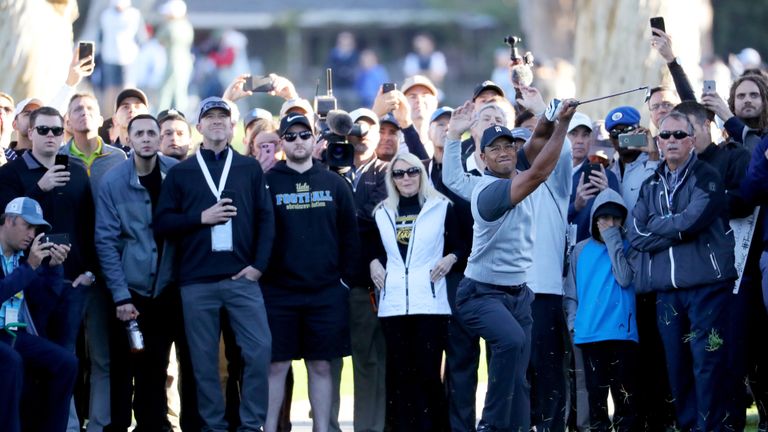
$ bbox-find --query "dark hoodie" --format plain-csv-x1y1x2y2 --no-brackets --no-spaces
263,160,359,291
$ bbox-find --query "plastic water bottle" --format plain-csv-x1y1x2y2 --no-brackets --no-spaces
126,319,144,353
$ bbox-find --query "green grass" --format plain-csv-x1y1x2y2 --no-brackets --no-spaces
286,343,762,431
288,342,490,400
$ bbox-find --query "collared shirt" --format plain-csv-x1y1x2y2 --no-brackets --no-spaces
69,137,105,171
465,152,483,176
0,245,24,324
663,153,695,197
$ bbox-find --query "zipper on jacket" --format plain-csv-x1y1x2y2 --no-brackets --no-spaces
648,255,653,278
668,246,678,289
402,212,419,316
707,243,723,278
405,267,409,314
627,312,632,334
430,280,435,298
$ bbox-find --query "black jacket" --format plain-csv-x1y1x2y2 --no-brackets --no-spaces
263,160,359,290
697,141,753,219
630,154,737,291
0,152,96,280
154,146,275,286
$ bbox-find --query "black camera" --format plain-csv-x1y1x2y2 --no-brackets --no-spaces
322,111,370,168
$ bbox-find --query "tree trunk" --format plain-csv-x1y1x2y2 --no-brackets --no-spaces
520,0,712,123
0,0,78,102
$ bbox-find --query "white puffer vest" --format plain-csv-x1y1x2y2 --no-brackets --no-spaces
373,197,452,317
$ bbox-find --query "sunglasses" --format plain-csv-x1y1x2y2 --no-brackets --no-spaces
392,167,421,179
282,130,313,142
609,125,636,139
658,130,691,140
34,126,65,136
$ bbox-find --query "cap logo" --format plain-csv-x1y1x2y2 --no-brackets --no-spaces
34,202,42,214
495,126,502,132
611,112,623,121
286,115,302,122
483,80,493,86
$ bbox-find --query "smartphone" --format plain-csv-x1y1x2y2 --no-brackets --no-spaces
78,41,95,67
247,75,274,93
260,142,276,157
43,233,70,246
650,17,666,33
220,190,236,207
703,80,716,94
582,163,601,184
55,154,69,170
618,133,647,148
382,83,397,93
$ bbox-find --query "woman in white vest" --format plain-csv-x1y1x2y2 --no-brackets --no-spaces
369,152,465,431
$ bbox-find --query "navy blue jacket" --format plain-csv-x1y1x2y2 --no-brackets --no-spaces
741,135,768,250
630,154,737,291
1,259,65,338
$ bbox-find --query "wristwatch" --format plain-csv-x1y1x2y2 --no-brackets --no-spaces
85,271,96,284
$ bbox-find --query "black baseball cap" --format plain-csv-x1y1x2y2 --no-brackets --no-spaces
593,202,627,220
197,97,231,123
157,108,187,125
472,80,505,101
279,113,312,135
480,125,515,151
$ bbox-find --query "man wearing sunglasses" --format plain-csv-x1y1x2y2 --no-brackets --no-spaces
630,111,738,432
0,106,97,328
261,113,358,432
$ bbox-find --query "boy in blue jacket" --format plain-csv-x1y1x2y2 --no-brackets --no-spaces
565,189,638,432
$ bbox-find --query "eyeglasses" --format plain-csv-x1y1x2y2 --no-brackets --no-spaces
649,101,675,112
34,126,65,136
392,167,421,179
609,125,637,139
485,142,519,153
658,130,691,140
282,130,313,142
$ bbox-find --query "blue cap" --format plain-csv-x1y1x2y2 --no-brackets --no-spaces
4,197,50,231
604,106,641,131
480,125,516,151
379,113,400,129
430,106,453,123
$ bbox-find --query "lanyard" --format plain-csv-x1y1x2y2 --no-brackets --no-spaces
195,147,233,200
